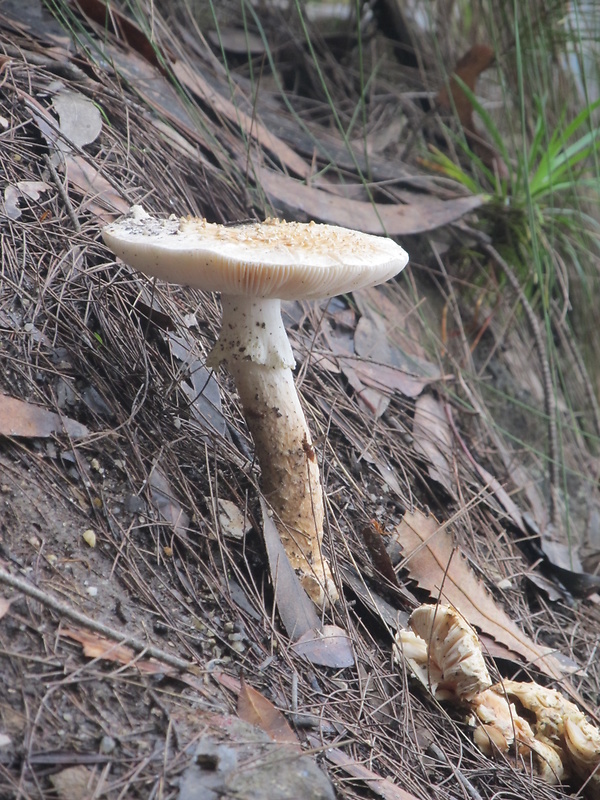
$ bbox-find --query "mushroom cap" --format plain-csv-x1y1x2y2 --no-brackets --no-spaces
103,208,409,301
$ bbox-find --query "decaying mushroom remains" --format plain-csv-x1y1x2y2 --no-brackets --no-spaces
498,681,600,789
395,604,600,793
103,208,408,606
400,604,492,701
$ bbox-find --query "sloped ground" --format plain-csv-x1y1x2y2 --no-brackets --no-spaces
0,2,599,799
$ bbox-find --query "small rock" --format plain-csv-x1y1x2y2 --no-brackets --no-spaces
82,529,96,547
99,735,116,754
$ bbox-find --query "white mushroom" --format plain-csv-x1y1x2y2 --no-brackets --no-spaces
395,604,492,701
103,208,408,605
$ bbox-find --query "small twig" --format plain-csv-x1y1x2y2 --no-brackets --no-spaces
427,741,484,800
0,566,194,671
43,153,82,233
453,223,559,528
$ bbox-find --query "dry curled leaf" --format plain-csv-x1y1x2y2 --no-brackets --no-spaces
149,463,190,535
292,625,355,669
52,89,103,150
412,395,456,497
3,180,51,220
238,676,300,748
62,628,171,674
50,765,98,800
0,395,89,439
257,165,486,236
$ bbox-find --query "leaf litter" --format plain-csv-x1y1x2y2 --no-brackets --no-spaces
0,2,599,800
388,508,569,682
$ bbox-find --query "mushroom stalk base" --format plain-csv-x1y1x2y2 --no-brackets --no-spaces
228,359,338,606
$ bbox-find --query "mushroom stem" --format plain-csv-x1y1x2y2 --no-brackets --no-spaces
209,295,338,606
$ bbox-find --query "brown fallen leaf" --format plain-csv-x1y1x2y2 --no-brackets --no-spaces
319,313,440,417
291,625,355,669
75,0,166,68
351,359,437,399
361,520,400,587
151,118,202,161
339,358,390,418
435,44,508,178
3,180,51,220
0,395,89,439
64,154,130,221
210,668,243,695
255,165,487,236
62,627,172,674
412,394,456,497
167,332,228,440
390,508,569,682
132,298,176,331
318,319,389,417
354,286,444,379
149,463,190,536
354,317,441,395
436,45,495,131
0,597,15,619
321,743,420,800
238,675,300,748
260,496,321,641
50,765,98,800
260,498,354,666
173,62,310,179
